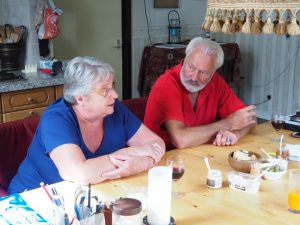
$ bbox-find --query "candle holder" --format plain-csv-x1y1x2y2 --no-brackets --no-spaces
143,216,175,225
147,166,172,225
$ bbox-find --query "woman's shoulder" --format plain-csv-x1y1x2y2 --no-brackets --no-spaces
40,98,76,125
45,98,72,113
112,99,132,118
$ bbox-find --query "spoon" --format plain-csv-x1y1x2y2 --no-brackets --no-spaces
252,166,272,182
279,134,284,153
251,159,278,182
260,148,272,159
204,157,211,171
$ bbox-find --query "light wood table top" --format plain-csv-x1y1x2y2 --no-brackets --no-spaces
20,123,300,225
91,122,300,225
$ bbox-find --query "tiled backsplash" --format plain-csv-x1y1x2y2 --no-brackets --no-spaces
0,0,41,65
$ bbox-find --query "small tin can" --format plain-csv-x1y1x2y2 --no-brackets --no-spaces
112,198,143,225
206,170,222,189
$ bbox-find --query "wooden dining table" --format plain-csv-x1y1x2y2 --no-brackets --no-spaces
20,122,300,225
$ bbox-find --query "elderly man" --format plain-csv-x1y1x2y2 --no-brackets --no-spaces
144,37,256,149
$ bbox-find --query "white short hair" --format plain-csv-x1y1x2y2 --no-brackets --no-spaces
185,37,224,71
63,56,115,104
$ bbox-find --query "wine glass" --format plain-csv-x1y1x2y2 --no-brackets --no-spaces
166,155,185,198
271,113,285,132
271,112,286,156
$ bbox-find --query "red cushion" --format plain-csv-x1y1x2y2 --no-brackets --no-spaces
0,116,39,195
122,97,147,121
0,187,8,197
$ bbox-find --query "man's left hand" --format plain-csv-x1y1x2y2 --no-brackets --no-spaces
213,130,238,146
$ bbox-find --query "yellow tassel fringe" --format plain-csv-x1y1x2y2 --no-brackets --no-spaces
202,7,300,36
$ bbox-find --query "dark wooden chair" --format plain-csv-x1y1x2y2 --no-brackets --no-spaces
122,97,148,121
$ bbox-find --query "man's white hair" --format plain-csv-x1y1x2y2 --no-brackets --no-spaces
185,37,224,71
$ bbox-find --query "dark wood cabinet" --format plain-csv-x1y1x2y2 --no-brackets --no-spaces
138,43,242,96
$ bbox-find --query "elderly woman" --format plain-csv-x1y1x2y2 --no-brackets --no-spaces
8,56,165,193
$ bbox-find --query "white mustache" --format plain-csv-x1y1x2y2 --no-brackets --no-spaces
186,80,200,85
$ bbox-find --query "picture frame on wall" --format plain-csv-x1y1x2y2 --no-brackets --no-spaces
154,0,180,8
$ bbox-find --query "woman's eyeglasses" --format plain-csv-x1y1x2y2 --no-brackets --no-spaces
101,81,117,97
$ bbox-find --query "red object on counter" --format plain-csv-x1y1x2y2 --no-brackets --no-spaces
39,68,52,74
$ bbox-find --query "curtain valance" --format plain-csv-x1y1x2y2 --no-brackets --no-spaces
202,0,300,36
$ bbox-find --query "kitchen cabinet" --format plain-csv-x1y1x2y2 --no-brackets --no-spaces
0,86,62,123
55,85,64,99
2,107,47,122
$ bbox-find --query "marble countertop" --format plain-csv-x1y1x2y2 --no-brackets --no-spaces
0,71,64,93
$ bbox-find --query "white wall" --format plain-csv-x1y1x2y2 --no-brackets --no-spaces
132,0,207,97
54,0,123,98
132,0,300,120
211,32,300,119
133,0,206,30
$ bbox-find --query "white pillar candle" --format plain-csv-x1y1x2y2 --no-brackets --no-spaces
147,166,172,225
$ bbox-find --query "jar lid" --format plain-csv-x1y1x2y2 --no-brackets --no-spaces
113,198,142,216
208,169,222,178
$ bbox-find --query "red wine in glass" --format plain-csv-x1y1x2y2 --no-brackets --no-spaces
271,113,285,143
271,120,285,131
167,155,185,198
172,166,185,181
271,113,285,131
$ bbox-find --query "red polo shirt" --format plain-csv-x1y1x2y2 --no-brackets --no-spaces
144,63,245,149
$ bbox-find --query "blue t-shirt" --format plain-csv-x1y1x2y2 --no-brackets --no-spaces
8,98,142,194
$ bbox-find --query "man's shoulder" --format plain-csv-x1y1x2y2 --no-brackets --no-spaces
211,72,228,84
154,64,181,87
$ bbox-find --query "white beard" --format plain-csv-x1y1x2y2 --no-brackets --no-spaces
180,67,211,93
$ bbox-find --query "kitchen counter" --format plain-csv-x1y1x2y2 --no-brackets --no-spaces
0,71,64,93
0,71,65,123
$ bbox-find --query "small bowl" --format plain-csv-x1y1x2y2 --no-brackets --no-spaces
265,158,288,170
261,163,287,181
227,172,261,193
228,151,261,173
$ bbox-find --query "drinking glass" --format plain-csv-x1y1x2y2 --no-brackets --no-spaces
271,113,285,150
288,169,300,213
271,113,285,132
166,155,185,198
